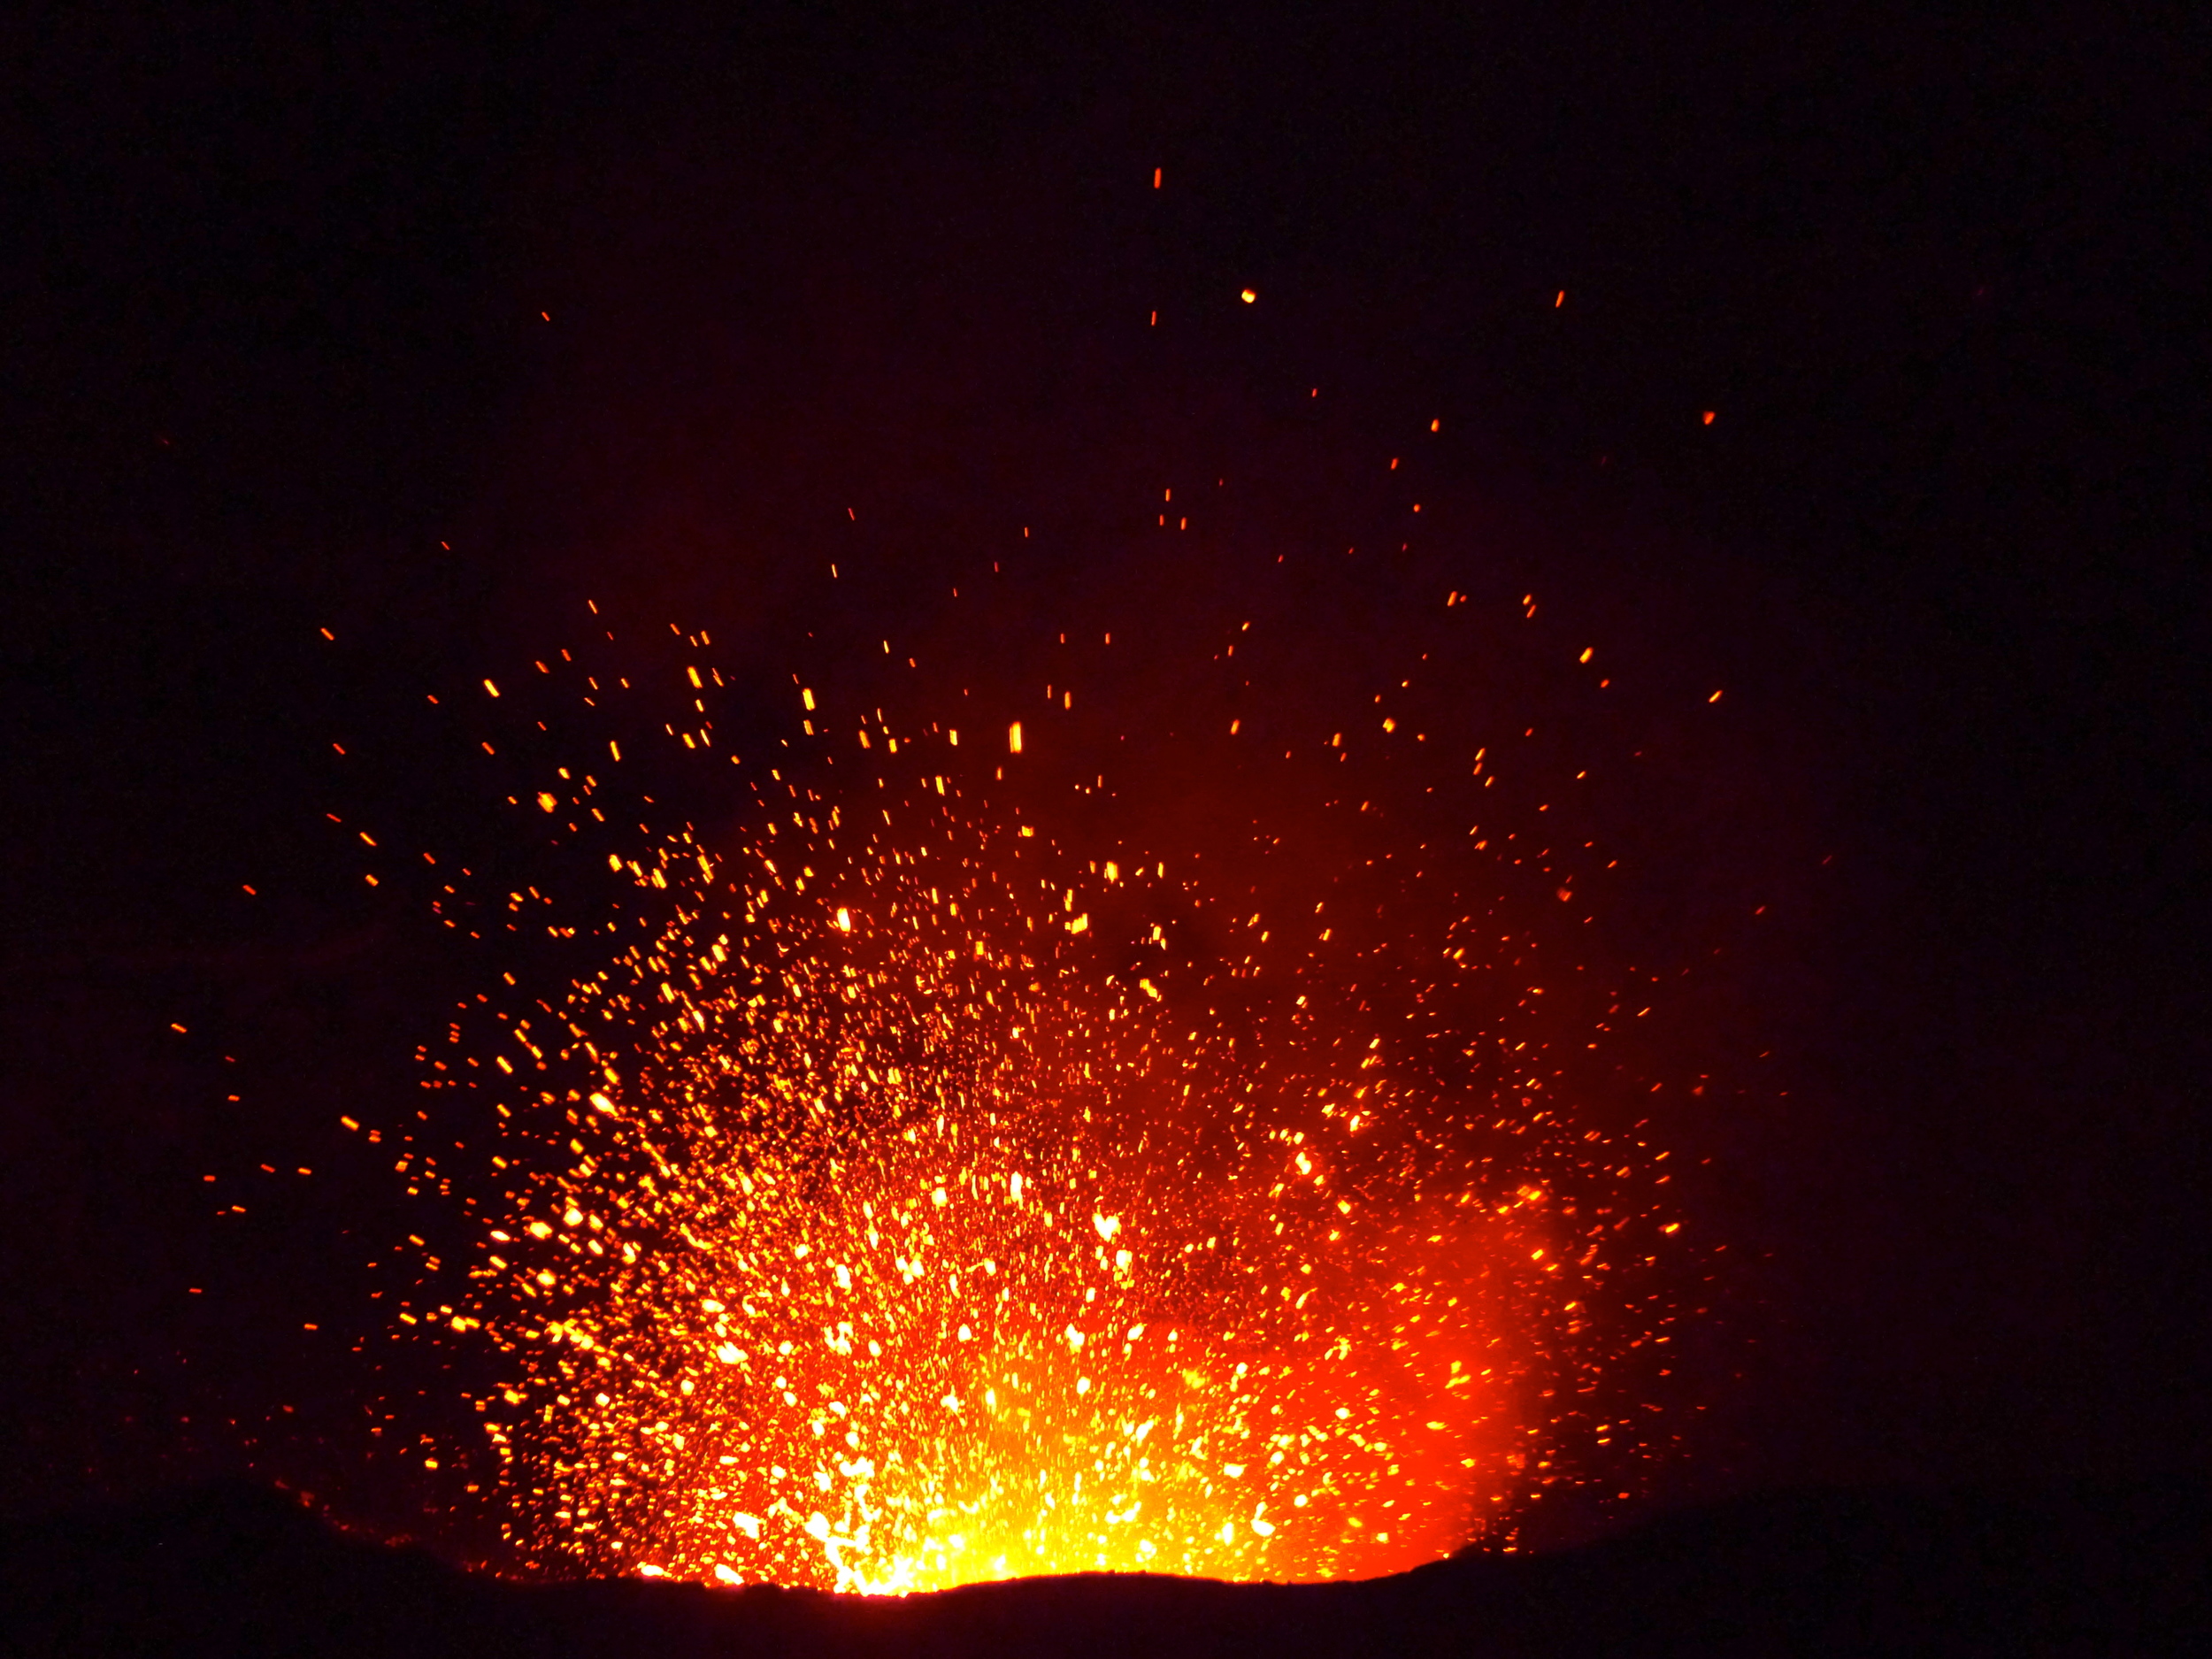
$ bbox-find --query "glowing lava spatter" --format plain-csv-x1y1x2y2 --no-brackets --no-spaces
359,626,1694,1592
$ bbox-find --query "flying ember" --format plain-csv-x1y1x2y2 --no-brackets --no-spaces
354,605,1694,1594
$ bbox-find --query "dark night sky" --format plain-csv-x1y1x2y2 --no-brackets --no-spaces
3,4,2207,1547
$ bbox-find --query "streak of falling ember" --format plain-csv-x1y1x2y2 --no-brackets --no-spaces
346,626,1696,1594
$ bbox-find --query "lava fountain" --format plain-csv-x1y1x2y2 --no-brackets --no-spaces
350,612,1695,1592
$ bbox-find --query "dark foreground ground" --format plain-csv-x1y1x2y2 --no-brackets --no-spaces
3,1480,2204,1657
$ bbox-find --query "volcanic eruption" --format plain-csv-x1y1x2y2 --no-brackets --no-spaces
327,582,1702,1593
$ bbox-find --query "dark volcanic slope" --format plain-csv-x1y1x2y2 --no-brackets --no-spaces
3,1482,2204,1658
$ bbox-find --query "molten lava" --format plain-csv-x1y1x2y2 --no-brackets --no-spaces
354,625,1694,1592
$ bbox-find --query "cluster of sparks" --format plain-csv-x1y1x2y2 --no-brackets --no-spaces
345,607,1696,1593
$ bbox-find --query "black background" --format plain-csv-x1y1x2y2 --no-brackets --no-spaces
2,4,2206,1552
